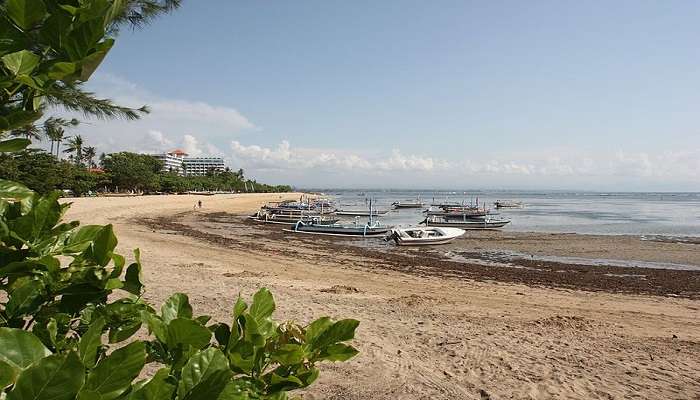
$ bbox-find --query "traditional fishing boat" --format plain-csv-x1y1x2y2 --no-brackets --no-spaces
424,208,490,218
285,198,390,236
392,200,425,209
253,213,339,225
422,216,511,229
494,200,524,208
388,227,465,246
335,209,389,217
285,220,390,236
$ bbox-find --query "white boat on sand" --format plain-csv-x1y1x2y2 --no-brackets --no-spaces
389,227,465,246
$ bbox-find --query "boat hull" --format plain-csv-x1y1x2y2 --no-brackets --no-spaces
391,227,465,246
424,219,510,229
286,222,391,237
335,210,389,216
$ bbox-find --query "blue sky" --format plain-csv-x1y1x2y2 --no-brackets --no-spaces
76,1,700,190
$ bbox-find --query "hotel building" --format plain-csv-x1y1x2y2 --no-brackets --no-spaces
151,150,226,176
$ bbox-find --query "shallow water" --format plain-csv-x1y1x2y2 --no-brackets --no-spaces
322,190,700,237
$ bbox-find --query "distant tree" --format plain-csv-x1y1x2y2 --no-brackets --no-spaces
0,149,73,194
63,135,85,166
102,152,163,192
84,146,97,168
44,117,80,156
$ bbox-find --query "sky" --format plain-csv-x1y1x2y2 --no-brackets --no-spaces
55,0,700,191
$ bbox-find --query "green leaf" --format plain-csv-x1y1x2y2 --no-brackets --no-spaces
63,225,103,253
47,62,77,80
0,359,18,389
304,317,333,344
182,369,231,400
1,50,40,76
81,341,146,400
0,138,30,152
270,344,305,365
64,19,105,61
78,317,105,368
141,312,167,344
211,323,230,348
232,296,247,318
5,0,47,30
167,318,211,349
127,368,175,400
123,261,143,295
310,319,359,350
7,352,84,400
0,179,34,213
90,224,117,266
161,293,192,324
178,348,229,399
248,288,275,323
317,343,358,362
107,319,141,344
79,39,113,81
5,279,45,318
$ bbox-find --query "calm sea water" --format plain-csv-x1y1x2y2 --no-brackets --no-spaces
313,190,700,237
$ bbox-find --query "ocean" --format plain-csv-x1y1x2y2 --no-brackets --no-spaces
313,190,700,238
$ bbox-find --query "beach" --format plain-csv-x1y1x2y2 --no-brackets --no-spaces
64,194,700,399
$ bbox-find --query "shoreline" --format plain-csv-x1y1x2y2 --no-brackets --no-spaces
63,193,700,399
137,211,700,299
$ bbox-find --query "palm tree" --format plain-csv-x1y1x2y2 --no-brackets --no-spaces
53,128,67,157
83,146,97,168
63,135,85,166
43,117,79,157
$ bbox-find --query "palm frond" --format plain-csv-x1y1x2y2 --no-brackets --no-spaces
44,83,149,121
108,0,182,33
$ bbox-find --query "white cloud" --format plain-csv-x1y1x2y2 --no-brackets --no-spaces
229,140,700,189
147,130,173,147
51,73,255,157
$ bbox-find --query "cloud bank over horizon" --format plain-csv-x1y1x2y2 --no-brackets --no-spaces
49,73,700,191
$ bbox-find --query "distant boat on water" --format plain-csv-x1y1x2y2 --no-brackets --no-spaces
335,209,389,217
494,200,524,209
422,216,511,229
392,200,425,209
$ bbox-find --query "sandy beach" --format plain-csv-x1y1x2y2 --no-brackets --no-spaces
64,193,700,400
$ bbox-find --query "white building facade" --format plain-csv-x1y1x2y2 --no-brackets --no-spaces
183,157,226,176
151,150,226,176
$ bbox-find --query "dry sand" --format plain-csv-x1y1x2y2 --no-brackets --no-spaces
64,194,700,400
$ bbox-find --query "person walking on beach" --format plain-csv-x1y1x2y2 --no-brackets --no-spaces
198,200,202,209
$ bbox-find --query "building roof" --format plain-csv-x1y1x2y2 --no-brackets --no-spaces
168,149,188,156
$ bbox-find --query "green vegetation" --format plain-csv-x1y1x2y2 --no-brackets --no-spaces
0,1,355,400
0,181,359,397
0,149,292,195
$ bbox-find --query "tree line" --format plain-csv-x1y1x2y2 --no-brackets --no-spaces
0,147,292,196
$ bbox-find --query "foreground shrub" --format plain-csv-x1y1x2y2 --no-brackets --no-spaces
0,140,359,400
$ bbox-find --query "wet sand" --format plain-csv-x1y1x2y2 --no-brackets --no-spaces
65,194,700,399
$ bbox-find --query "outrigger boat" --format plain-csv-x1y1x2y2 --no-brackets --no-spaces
494,200,524,209
388,227,465,246
284,198,390,237
335,209,389,217
253,213,338,225
422,216,511,229
286,219,390,236
392,200,425,209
